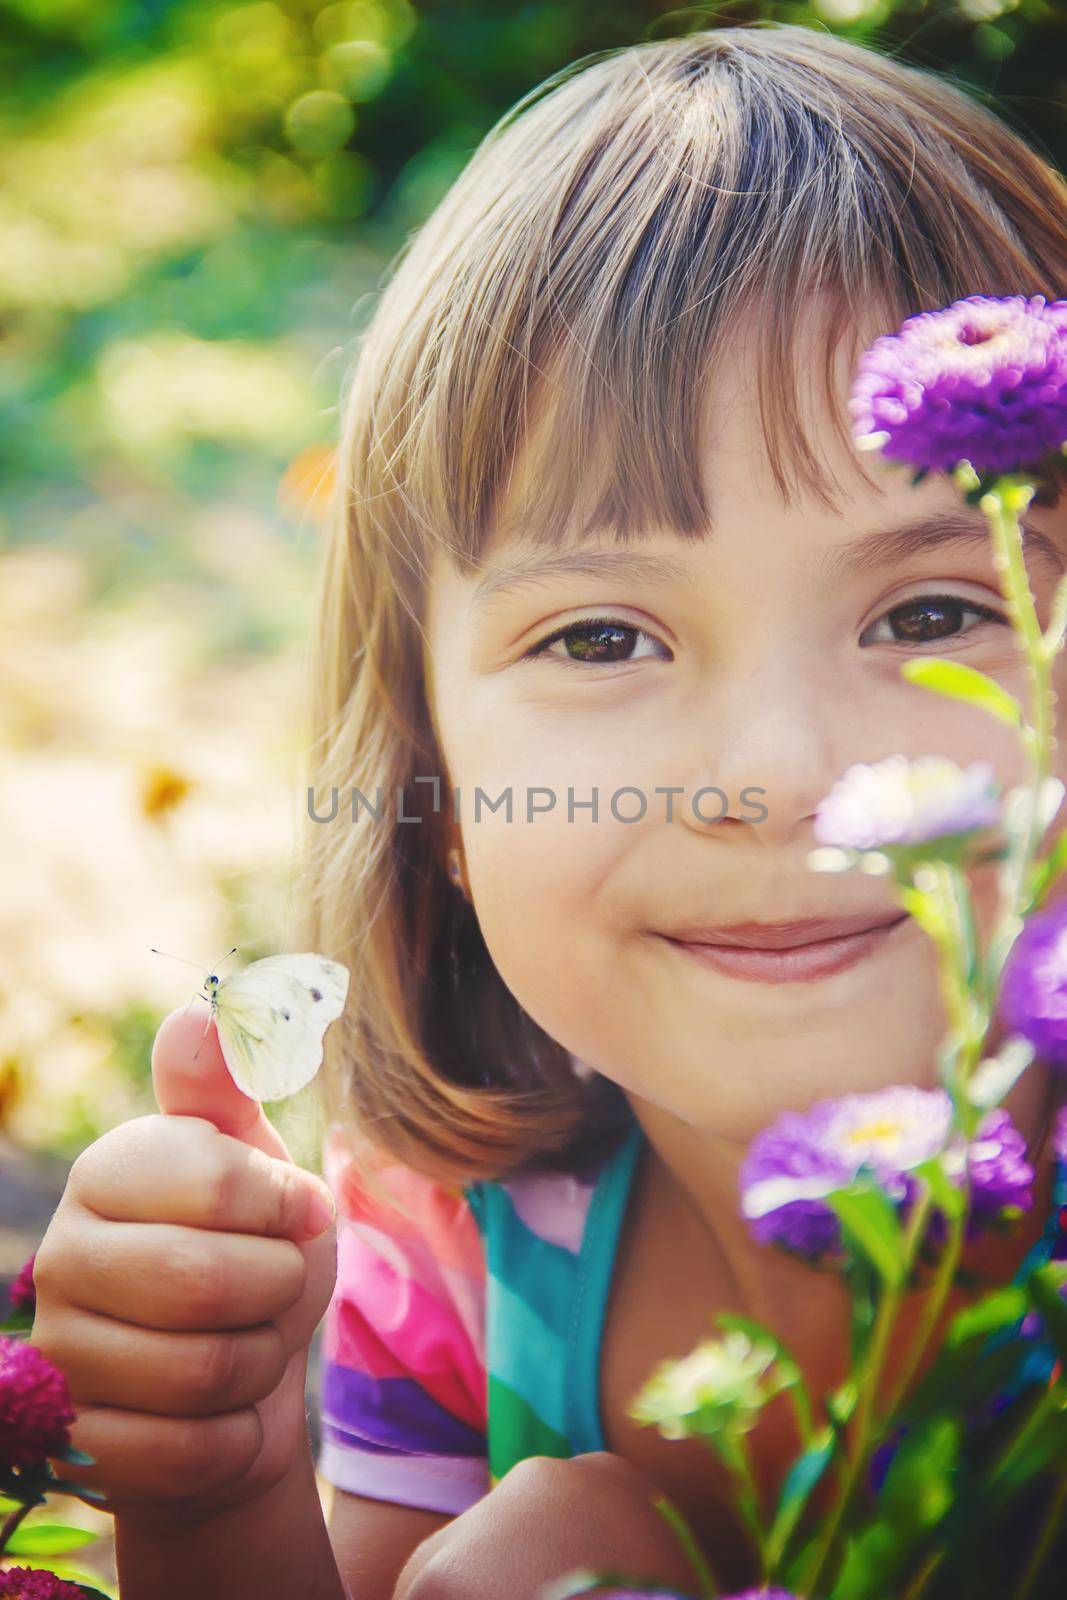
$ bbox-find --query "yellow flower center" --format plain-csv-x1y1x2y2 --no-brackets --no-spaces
844,1117,902,1146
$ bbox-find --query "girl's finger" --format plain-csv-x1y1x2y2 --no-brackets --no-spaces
35,1306,289,1417
151,1005,292,1164
60,1403,263,1507
68,1113,334,1241
68,1219,306,1331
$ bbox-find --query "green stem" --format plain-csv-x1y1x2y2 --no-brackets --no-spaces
878,1188,966,1429
987,1382,1058,1489
800,1184,936,1596
1043,565,1067,660
721,1434,766,1578
652,1492,721,1600
899,1545,947,1600
1011,1474,1067,1600
800,1286,901,1594
0,1495,34,1555
981,484,1056,933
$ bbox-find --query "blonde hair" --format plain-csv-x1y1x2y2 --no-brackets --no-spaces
298,19,1067,1191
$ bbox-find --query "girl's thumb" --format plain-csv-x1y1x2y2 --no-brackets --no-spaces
151,1005,294,1164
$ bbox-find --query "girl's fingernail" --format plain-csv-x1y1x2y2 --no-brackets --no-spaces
305,1178,337,1235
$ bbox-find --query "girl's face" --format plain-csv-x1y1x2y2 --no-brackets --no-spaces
423,315,1067,1142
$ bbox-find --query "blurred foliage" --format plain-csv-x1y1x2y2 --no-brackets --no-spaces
0,0,1064,528
0,0,1063,1160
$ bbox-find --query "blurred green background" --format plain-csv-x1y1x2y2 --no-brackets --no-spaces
0,2,1062,1588
1,0,1065,1180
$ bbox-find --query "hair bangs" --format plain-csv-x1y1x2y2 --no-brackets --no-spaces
393,25,1067,588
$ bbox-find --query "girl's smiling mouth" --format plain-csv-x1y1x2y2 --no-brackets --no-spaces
656,910,912,984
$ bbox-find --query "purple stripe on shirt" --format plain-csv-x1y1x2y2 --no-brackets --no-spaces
321,1359,487,1458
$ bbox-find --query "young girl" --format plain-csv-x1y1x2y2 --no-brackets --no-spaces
29,20,1067,1600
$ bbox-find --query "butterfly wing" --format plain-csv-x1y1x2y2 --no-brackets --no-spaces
213,953,350,1102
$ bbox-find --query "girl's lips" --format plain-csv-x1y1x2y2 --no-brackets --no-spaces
658,912,911,984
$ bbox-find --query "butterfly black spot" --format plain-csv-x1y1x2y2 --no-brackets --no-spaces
311,987,322,1001
282,1009,290,1021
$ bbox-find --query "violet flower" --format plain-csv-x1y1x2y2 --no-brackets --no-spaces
740,1087,1033,1260
812,754,1000,854
850,294,1067,477
998,899,1067,1063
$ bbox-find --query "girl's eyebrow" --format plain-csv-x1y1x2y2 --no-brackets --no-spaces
817,510,1065,583
469,549,698,611
469,511,1066,612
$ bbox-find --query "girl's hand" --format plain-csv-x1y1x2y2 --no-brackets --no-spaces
392,1452,703,1600
29,1007,339,1526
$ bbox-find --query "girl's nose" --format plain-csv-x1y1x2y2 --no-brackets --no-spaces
676,661,848,846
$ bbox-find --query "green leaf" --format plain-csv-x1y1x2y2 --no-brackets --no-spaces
827,1381,859,1431
1026,1263,1067,1364
987,1390,1067,1494
1029,826,1067,907
879,1413,961,1538
899,656,1023,727
766,1430,836,1569
829,1522,902,1600
911,1155,966,1226
5,1522,99,1556
0,1308,33,1334
828,1183,907,1287
48,1477,108,1503
946,1286,1029,1346
895,883,947,940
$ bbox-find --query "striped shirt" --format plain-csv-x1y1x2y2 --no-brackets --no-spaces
316,1111,1067,1517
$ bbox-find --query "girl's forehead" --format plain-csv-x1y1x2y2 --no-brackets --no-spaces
473,293,902,552
425,286,1067,605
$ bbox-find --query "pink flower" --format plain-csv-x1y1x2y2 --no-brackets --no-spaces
8,1255,36,1317
0,1570,89,1599
0,1337,76,1471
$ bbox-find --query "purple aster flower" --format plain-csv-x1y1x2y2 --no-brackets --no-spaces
0,1335,76,1471
966,1107,1035,1220
0,1572,89,1600
1053,1101,1067,1161
740,1088,1033,1259
8,1253,36,1317
998,900,1067,1063
740,1087,952,1257
813,754,1000,853
850,294,1067,477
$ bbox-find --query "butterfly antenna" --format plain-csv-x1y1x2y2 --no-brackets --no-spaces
150,947,209,974
211,945,239,972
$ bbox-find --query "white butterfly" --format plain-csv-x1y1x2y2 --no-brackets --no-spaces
152,946,350,1102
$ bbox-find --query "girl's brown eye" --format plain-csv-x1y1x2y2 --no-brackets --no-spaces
862,593,1007,648
525,617,669,668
